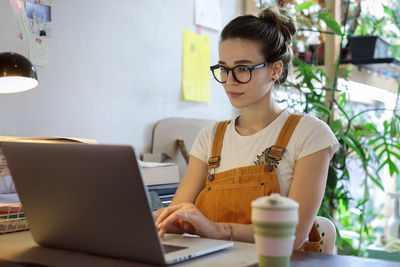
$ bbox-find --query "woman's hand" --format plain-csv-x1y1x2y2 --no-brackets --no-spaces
155,203,221,239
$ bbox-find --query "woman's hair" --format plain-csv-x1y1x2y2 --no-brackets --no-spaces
220,6,296,84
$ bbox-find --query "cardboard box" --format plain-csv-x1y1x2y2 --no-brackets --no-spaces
141,164,180,186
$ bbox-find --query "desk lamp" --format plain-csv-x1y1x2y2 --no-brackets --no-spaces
0,52,38,93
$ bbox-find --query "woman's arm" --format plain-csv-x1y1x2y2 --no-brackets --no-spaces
170,156,208,205
153,155,208,218
155,155,255,242
154,155,208,234
288,147,331,249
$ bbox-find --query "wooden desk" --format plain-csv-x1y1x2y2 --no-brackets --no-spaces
0,231,399,267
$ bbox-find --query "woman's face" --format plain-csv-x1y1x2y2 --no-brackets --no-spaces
218,38,275,109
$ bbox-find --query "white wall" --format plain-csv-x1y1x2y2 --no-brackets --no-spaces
0,0,243,153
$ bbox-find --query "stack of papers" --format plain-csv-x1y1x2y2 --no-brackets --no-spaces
0,193,22,216
138,160,176,168
0,193,27,234
139,160,180,186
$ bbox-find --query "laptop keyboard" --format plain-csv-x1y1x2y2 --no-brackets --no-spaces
162,244,187,254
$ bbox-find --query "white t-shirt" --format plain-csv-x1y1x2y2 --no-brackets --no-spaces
190,111,339,196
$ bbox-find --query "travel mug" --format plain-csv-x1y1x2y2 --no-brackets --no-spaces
251,193,299,267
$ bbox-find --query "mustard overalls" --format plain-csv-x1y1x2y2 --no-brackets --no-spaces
194,114,321,252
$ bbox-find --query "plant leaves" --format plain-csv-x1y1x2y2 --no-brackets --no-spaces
356,198,369,209
383,5,394,19
341,134,366,161
318,12,342,35
311,101,331,115
330,119,343,134
377,159,389,173
368,174,384,191
389,151,400,160
388,159,399,176
368,136,383,146
372,142,385,153
295,1,314,12
377,158,399,176
390,119,398,138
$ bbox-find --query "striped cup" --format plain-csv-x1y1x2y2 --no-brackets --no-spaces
251,193,299,267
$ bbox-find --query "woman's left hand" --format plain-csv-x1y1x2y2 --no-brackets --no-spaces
155,203,220,239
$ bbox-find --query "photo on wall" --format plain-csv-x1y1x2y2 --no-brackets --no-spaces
25,1,52,37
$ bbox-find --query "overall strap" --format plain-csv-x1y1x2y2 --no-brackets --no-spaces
207,114,303,168
267,114,303,162
208,120,230,169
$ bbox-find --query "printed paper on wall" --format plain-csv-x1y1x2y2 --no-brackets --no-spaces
182,30,210,103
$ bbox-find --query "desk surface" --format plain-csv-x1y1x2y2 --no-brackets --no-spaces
0,231,399,267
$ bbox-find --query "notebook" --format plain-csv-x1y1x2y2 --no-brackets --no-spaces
1,142,233,265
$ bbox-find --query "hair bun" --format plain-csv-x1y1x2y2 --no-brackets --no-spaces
259,7,296,43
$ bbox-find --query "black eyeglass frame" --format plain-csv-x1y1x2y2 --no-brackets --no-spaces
210,62,270,84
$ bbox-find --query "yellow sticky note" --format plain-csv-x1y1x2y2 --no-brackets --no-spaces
182,30,210,102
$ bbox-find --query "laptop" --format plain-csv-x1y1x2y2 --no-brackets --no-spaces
1,142,233,265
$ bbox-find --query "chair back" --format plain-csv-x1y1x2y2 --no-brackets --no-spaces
315,216,336,254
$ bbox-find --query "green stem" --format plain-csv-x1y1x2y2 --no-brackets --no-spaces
357,163,369,256
350,108,396,122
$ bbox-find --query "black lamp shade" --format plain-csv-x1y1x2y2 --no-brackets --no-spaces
0,52,38,93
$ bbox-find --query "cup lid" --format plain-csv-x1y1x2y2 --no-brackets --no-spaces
252,193,299,209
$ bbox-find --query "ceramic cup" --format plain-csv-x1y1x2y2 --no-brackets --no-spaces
251,193,299,267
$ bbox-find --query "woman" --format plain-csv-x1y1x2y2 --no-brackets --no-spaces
155,6,339,251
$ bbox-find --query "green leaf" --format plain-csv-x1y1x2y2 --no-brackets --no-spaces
357,130,374,136
327,166,338,189
356,198,369,208
377,148,386,160
389,151,400,160
368,136,383,146
368,174,384,191
390,119,398,138
341,135,366,161
318,12,342,35
295,1,314,12
388,160,399,176
351,137,367,161
372,142,385,152
383,5,393,19
311,101,331,115
377,158,399,176
377,159,389,173
360,123,380,134
330,119,343,133
384,120,389,131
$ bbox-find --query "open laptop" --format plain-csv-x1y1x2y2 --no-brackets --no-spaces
1,142,233,265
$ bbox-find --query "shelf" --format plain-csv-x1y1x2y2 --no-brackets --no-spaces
340,58,400,80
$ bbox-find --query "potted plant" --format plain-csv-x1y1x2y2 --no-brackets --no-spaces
345,0,399,61
346,35,391,61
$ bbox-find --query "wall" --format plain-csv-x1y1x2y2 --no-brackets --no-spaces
0,0,243,153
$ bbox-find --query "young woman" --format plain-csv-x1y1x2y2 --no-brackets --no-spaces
155,6,339,252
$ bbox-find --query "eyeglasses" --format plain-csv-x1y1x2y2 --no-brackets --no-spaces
210,62,269,84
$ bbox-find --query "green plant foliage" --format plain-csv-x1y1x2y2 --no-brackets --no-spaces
286,1,400,256
318,12,343,35
355,14,388,36
295,1,314,12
